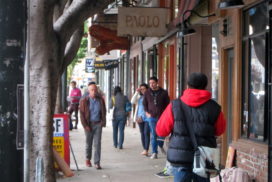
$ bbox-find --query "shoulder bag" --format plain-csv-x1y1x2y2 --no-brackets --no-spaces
180,100,222,181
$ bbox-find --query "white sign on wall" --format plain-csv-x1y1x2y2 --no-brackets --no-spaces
117,7,168,37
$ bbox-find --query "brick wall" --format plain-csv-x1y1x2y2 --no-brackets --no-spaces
231,140,268,182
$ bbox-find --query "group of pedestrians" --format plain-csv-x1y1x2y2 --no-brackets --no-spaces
67,72,226,182
131,77,169,159
130,73,226,182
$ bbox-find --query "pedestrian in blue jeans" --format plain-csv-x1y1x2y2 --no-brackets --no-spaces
143,76,170,159
131,83,150,156
110,86,131,149
156,73,226,182
172,167,210,182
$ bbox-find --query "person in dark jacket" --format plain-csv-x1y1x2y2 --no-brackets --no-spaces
156,73,226,182
80,82,106,170
143,76,170,159
110,86,131,149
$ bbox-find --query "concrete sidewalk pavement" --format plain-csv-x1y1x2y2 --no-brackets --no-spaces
57,120,172,182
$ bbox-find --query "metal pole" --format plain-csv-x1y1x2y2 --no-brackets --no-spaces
69,143,79,171
24,0,30,181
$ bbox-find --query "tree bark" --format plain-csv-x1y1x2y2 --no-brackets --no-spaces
29,0,114,181
29,1,59,181
54,79,63,114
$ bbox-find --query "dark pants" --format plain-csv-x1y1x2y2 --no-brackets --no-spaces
85,122,102,165
68,103,79,129
172,167,210,182
138,122,150,151
112,117,126,149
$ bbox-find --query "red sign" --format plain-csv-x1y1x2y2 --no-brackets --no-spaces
53,114,70,166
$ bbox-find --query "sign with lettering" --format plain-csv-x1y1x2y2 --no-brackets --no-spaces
53,114,70,167
117,7,168,37
94,59,119,70
85,58,95,73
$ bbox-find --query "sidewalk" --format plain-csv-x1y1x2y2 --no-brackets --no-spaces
57,119,172,182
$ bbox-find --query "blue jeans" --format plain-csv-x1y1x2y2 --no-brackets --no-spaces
172,167,210,182
147,117,164,154
112,116,126,148
138,122,150,150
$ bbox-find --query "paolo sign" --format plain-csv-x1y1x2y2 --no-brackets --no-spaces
118,7,168,37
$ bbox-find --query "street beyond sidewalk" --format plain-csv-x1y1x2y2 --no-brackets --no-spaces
58,119,172,182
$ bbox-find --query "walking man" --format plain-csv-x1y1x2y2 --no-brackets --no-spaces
156,73,226,182
68,81,82,129
143,76,170,159
79,82,106,169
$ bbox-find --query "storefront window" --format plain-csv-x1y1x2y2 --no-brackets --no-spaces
242,2,268,141
163,44,169,90
137,55,142,86
212,23,220,101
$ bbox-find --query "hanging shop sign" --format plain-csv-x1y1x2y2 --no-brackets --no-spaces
94,59,119,70
85,58,95,73
53,114,70,167
117,7,168,37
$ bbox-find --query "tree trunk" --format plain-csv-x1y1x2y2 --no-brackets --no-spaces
29,1,60,181
55,79,63,114
28,0,114,181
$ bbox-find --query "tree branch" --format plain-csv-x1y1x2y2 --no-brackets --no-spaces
54,0,114,45
61,25,84,74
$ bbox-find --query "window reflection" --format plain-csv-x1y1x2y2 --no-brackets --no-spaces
242,2,268,141
244,3,268,36
212,23,220,101
249,36,265,140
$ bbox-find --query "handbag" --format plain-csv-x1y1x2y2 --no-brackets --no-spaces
180,100,222,181
125,100,132,112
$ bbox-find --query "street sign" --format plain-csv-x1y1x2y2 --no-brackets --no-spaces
53,114,70,167
85,58,95,73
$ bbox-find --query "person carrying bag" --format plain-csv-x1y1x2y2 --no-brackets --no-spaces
156,72,226,182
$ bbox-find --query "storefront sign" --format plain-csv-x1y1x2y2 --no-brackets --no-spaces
94,59,119,70
85,58,95,73
118,7,168,37
53,114,70,166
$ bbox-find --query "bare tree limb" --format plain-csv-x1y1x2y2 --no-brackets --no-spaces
61,25,84,73
54,0,114,45
53,0,69,21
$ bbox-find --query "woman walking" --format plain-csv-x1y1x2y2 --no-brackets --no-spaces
110,86,130,149
131,83,150,156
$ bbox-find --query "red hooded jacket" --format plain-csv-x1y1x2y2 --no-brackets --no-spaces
156,89,226,137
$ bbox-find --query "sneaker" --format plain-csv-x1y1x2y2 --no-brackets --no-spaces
160,147,166,155
86,160,92,167
150,153,158,159
154,171,172,178
95,164,102,170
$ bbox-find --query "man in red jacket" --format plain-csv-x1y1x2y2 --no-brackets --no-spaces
156,72,226,182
